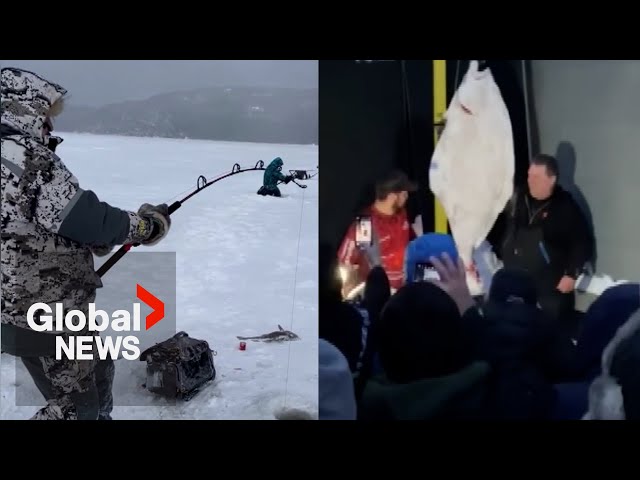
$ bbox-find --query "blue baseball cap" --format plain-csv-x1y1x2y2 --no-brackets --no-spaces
404,233,459,283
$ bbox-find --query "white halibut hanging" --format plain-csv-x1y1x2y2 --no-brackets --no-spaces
429,60,515,293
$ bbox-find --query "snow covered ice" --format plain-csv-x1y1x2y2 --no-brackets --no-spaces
0,133,319,420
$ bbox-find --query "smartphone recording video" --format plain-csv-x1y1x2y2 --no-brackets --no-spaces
355,216,373,248
414,262,441,283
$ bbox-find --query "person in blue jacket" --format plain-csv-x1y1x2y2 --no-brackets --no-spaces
257,157,294,197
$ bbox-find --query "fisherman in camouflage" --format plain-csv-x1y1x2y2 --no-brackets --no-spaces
1,67,172,420
257,157,294,197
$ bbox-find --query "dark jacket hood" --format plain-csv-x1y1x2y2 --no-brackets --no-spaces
575,283,640,380
477,302,547,362
359,362,490,420
584,306,640,420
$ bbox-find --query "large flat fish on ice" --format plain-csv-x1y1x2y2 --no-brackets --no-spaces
429,60,515,294
237,325,300,343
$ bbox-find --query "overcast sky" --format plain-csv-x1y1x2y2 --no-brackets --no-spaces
0,60,318,106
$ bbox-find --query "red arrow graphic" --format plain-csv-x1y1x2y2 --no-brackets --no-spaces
136,284,164,330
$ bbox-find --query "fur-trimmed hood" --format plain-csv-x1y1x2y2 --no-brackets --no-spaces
584,303,640,420
1,67,66,145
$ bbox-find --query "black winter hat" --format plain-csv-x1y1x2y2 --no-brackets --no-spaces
488,268,538,306
320,301,365,373
375,282,472,384
362,266,391,318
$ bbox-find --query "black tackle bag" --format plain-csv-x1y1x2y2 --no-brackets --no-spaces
140,332,216,401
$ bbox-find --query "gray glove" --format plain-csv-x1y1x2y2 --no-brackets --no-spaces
137,203,171,246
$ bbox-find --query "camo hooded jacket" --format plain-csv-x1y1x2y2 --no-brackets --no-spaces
1,67,156,333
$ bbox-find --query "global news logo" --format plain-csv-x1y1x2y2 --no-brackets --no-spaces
26,284,164,361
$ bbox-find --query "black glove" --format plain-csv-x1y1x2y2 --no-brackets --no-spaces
138,203,171,246
48,136,64,152
284,175,293,184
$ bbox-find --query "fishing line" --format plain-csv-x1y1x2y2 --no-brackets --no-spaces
283,185,306,408
521,60,533,159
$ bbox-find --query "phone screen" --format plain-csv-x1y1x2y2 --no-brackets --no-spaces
414,262,440,282
355,216,372,248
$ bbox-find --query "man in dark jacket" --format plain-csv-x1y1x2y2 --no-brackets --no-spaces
499,154,591,327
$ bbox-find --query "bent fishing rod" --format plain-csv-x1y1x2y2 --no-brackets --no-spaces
96,160,306,278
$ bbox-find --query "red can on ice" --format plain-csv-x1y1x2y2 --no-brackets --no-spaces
239,341,247,351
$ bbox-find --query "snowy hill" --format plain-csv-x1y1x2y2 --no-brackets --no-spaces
55,87,318,145
0,133,319,420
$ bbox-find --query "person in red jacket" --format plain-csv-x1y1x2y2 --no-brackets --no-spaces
338,170,418,297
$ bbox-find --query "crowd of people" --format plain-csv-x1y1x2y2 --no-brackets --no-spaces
320,238,639,420
320,167,639,421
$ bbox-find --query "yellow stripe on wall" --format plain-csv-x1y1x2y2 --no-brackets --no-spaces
433,60,448,234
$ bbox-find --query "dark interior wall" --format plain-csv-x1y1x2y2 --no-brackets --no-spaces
319,60,408,253
397,61,435,235
319,60,531,257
